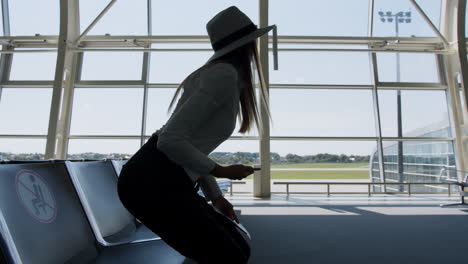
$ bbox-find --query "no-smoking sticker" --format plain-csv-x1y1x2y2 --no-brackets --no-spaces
15,170,57,223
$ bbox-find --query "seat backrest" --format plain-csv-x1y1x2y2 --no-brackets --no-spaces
2,160,51,164
65,160,135,244
0,232,12,264
111,159,128,176
0,162,98,264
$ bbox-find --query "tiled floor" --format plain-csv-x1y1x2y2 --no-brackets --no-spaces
228,193,465,207
225,194,468,264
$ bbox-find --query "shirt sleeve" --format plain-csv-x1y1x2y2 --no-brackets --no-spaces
199,174,223,201
156,63,238,177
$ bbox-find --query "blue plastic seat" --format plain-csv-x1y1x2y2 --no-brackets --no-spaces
0,161,186,263
110,159,128,176
65,160,160,246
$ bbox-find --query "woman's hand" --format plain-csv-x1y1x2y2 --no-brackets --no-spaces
212,196,240,223
211,164,254,180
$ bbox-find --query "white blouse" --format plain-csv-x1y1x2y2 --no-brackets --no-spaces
152,62,240,201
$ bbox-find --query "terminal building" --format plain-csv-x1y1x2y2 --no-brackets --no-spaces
370,120,459,193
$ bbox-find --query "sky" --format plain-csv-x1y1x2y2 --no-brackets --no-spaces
0,0,459,157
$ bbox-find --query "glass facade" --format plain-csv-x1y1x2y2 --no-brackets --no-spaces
0,1,466,194
371,137,458,194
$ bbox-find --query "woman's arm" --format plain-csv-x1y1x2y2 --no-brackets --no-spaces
211,163,254,180
198,173,223,201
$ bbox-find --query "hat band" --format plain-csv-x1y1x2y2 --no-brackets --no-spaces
211,23,258,51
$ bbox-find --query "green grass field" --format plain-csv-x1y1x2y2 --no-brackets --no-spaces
271,162,369,169
244,170,369,180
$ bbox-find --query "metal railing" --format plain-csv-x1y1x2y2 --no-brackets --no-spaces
273,182,456,196
227,181,459,196
227,167,468,196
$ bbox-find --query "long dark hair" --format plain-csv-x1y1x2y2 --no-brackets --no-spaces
166,39,273,134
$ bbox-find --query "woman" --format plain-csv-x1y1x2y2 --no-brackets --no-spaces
117,6,277,264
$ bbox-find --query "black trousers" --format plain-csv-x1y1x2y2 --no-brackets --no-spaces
117,134,251,264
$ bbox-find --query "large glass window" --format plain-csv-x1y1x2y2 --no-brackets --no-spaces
371,140,457,193
460,89,468,122
0,139,47,159
145,88,260,137
0,3,3,36
270,51,371,85
149,51,212,83
145,88,177,135
67,139,140,159
270,140,375,180
270,89,376,137
373,0,442,37
10,52,57,80
0,88,52,135
152,0,258,35
213,139,260,156
377,53,439,83
81,52,143,80
0,0,460,192
271,140,376,158
231,117,259,137
10,0,58,35
270,0,369,36
378,90,451,137
80,0,147,35
70,88,144,135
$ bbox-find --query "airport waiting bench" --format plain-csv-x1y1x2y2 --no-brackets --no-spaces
0,161,187,263
65,160,160,246
1,159,232,197
0,159,232,263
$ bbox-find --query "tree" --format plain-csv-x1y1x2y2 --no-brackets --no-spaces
0,150,371,164
270,152,280,162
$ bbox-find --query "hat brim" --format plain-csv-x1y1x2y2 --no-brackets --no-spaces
207,25,275,63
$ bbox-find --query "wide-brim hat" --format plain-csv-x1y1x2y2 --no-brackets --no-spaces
206,6,278,70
